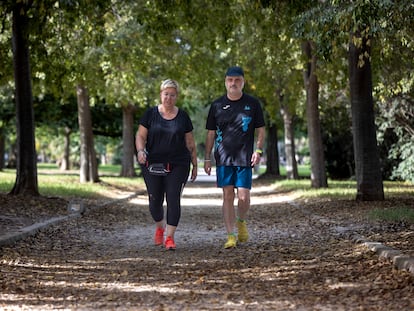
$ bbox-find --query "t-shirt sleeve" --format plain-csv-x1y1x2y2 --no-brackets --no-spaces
182,110,194,133
139,107,153,129
205,104,216,130
254,101,265,128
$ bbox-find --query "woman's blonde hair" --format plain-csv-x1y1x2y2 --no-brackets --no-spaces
160,79,179,93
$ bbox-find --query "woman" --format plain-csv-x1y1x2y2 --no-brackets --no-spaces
135,79,197,250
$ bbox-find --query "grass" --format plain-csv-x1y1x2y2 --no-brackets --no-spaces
271,179,357,199
368,207,414,222
2,163,414,222
257,164,311,177
0,163,144,199
270,177,414,223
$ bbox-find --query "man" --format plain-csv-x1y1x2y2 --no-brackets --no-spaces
204,66,265,249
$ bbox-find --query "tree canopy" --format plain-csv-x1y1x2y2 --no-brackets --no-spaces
1,0,413,196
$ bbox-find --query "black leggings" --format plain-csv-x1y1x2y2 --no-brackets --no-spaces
142,164,190,227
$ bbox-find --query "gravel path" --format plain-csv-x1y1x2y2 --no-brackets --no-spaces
1,182,413,310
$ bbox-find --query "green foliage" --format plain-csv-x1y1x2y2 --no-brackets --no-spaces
0,84,14,128
374,16,414,182
320,100,354,179
390,140,414,183
34,93,78,129
0,15,12,85
368,207,414,223
1,0,414,184
291,0,414,183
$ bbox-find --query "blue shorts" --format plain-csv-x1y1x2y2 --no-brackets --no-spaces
216,166,252,189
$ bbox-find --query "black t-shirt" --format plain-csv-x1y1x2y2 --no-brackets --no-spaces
206,93,265,167
140,106,193,166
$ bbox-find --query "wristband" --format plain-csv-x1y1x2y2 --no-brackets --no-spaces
255,149,263,155
204,159,211,162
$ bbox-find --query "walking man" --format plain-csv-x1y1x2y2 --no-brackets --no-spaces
204,66,265,249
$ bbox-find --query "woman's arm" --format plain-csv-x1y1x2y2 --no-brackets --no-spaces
135,125,148,164
185,131,198,182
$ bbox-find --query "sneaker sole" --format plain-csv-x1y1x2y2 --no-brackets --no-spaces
224,245,236,249
224,242,237,249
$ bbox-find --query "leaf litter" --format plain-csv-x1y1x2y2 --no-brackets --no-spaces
0,179,413,310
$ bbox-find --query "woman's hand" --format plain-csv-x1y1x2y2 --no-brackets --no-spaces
137,150,147,164
190,165,197,182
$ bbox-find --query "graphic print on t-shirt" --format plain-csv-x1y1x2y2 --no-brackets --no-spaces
242,116,251,132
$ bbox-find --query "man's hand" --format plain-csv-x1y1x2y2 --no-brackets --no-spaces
204,161,212,175
251,152,261,167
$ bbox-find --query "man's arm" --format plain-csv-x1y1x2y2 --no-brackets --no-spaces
256,126,265,150
204,130,215,175
251,126,266,166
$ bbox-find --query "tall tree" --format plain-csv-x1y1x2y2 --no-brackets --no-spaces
77,85,99,183
101,0,184,177
32,0,111,182
302,40,327,188
0,86,15,170
373,2,414,183
120,102,137,177
234,2,304,179
265,122,280,176
280,99,299,179
9,0,38,195
348,30,383,200
294,0,387,200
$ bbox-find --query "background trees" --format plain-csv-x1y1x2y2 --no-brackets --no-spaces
0,0,413,199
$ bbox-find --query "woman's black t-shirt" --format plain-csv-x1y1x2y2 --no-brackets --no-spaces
140,106,193,166
205,93,265,167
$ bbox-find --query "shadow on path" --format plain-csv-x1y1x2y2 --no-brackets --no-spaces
0,179,413,310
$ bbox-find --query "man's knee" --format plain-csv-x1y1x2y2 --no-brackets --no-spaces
237,189,250,204
222,187,235,201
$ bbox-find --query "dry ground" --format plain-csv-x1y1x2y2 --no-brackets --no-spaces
0,179,413,310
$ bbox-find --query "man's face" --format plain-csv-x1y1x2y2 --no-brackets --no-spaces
225,76,244,96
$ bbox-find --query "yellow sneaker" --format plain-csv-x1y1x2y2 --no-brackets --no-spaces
224,234,237,249
237,220,249,242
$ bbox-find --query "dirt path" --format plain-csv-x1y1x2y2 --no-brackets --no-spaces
1,182,413,310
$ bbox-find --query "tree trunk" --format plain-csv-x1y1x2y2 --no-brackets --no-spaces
9,1,39,196
89,139,99,182
265,123,280,176
76,85,99,183
0,128,5,170
120,102,137,177
348,32,384,201
302,40,328,188
60,127,72,171
280,104,299,180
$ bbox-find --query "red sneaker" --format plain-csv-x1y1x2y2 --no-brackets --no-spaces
164,236,176,250
154,227,164,246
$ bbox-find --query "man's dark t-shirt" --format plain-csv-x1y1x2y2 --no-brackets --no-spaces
206,93,265,167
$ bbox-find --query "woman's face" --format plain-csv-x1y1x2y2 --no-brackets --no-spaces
160,87,178,107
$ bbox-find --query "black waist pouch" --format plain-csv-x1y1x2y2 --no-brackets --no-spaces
147,163,171,176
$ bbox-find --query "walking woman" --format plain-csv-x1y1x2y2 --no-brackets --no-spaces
135,79,197,250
